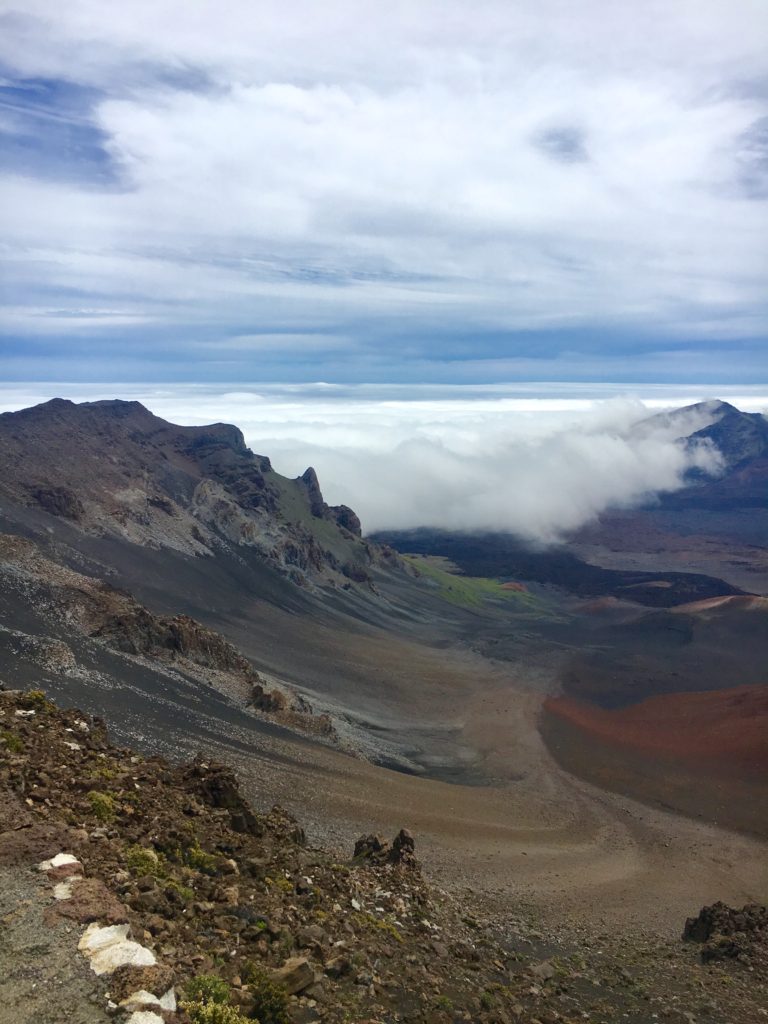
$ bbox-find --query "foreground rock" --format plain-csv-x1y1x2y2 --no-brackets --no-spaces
684,901,768,966
1,687,767,1024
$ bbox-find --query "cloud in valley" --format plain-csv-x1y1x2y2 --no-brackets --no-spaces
2,383,761,542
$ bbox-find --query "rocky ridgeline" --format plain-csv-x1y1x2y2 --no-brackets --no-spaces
0,533,334,740
0,399,400,589
1,689,767,1024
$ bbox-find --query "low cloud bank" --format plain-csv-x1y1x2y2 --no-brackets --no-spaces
0,384,752,543
258,400,723,541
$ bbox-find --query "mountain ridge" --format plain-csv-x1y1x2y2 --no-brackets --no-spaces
0,398,391,589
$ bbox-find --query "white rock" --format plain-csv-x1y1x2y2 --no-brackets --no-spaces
53,880,78,900
351,898,362,911
159,988,177,1010
63,741,81,751
78,923,156,975
119,991,161,1010
125,1013,164,1024
119,988,176,1012
74,719,90,732
15,709,35,717
38,852,80,872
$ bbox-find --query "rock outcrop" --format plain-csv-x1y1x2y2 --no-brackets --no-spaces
0,398,391,587
2,688,767,1023
683,901,768,964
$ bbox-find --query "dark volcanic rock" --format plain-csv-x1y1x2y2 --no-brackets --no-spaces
30,485,85,520
683,901,768,943
0,398,386,589
353,828,418,869
330,504,362,537
179,757,262,835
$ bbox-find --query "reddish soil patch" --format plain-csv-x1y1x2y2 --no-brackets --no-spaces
500,581,527,592
545,685,768,777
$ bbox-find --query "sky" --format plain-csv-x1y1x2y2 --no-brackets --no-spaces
1,1,767,384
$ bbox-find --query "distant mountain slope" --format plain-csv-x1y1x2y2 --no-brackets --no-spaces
0,398,392,588
654,400,768,509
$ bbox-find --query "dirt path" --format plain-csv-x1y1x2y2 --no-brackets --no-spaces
0,865,109,1024
210,672,768,941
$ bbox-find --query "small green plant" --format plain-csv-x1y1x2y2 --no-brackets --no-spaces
0,730,23,753
23,689,54,712
86,790,116,822
185,839,220,875
241,964,290,1024
125,844,167,878
184,1003,251,1024
184,975,231,1006
353,912,403,943
265,874,294,895
435,994,453,1011
181,976,251,1024
479,990,494,1010
166,879,195,902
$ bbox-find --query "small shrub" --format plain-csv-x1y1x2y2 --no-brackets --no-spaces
184,974,231,1006
86,790,115,822
266,875,294,895
353,912,403,943
241,965,290,1024
435,995,453,1011
125,844,167,878
182,975,251,1024
184,1002,251,1024
22,689,54,712
166,879,195,903
480,990,494,1010
185,839,220,875
0,730,23,753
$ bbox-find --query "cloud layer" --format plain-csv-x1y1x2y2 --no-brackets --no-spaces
3,383,762,541
0,1,767,381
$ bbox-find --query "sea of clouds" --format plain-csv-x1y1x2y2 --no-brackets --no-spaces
1,383,766,543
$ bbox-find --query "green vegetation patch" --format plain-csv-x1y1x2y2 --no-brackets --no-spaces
185,839,221,875
241,964,290,1024
404,555,536,609
0,730,23,753
22,689,55,713
184,975,231,1006
86,790,116,822
184,1006,250,1024
182,975,254,1024
125,844,167,878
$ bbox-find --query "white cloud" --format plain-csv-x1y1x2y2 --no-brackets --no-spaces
0,0,766,364
2,383,764,541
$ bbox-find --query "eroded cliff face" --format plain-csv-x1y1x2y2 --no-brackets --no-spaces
0,533,333,739
0,398,391,588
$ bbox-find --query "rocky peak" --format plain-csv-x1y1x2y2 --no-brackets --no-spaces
298,467,362,537
299,466,325,516
0,398,383,588
688,403,768,468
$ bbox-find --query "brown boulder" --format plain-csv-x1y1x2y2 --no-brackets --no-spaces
51,877,129,924
108,963,175,1002
268,956,315,995
0,822,73,867
353,828,418,869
